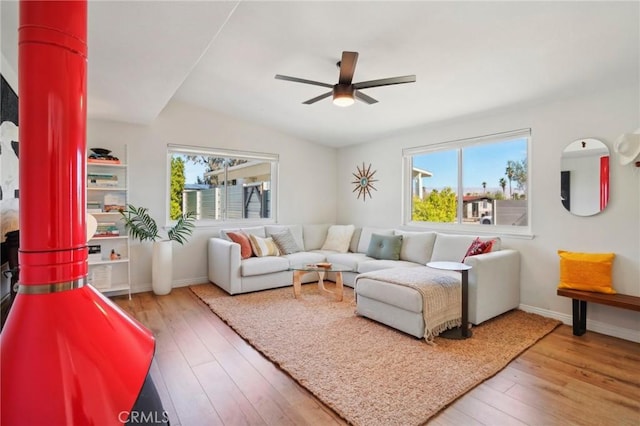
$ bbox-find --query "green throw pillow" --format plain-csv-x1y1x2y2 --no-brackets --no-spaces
367,234,403,260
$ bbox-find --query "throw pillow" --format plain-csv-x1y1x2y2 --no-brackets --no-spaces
367,234,403,260
226,231,253,259
357,227,395,254
270,229,302,255
248,234,281,257
321,224,355,253
557,250,616,294
462,237,494,262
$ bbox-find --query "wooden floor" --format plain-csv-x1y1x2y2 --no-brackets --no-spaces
114,287,640,426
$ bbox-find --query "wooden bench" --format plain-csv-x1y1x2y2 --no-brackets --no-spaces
557,288,640,336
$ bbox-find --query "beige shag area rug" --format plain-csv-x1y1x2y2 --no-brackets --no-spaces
190,283,560,426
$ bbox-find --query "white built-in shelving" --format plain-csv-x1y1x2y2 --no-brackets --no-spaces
86,146,131,298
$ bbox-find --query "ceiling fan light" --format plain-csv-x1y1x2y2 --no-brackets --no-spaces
333,94,355,107
332,84,355,107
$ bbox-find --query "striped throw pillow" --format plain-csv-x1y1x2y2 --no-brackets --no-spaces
248,234,281,257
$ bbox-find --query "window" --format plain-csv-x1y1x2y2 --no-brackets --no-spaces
403,129,530,232
167,145,278,224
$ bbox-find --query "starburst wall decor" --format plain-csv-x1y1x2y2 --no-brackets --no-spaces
351,162,378,201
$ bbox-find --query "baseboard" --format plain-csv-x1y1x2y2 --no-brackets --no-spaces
172,276,209,288
127,276,209,295
519,304,640,343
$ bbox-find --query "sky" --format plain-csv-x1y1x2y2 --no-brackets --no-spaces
413,138,527,194
175,154,208,185
185,160,207,184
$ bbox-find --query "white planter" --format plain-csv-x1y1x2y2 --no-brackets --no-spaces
152,240,172,295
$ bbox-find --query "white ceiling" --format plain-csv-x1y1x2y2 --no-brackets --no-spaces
2,1,638,147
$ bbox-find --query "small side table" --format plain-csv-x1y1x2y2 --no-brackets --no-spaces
427,261,473,339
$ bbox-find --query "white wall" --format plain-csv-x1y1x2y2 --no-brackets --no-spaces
88,100,338,293
336,82,640,342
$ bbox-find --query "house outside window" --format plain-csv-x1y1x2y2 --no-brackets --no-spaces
403,129,530,234
167,145,278,225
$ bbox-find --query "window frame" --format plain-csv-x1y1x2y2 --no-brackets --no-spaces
166,144,279,227
402,128,532,238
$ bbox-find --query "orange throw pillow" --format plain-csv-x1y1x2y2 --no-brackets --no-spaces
227,232,253,259
557,250,616,294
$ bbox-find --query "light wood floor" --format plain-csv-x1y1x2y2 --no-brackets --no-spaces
114,287,640,426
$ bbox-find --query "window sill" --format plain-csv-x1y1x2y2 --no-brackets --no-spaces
403,221,534,240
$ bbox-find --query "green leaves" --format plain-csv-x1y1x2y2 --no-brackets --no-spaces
120,204,196,245
167,211,196,245
412,187,457,223
120,205,159,242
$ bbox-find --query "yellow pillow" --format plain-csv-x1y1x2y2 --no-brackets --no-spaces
557,250,616,294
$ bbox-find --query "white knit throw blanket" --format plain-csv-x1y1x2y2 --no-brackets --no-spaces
356,267,462,342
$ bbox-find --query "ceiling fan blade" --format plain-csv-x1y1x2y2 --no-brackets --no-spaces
338,51,359,85
275,74,333,89
302,91,332,105
353,75,416,90
354,90,378,104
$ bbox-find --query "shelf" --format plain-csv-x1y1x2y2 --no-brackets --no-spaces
88,212,122,216
90,235,128,241
88,259,129,266
88,162,127,168
87,187,127,191
96,284,130,294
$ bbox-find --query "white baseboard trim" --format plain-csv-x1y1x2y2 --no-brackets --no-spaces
172,276,209,288
519,304,640,343
128,277,208,295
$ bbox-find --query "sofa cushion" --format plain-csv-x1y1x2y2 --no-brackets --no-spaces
226,232,253,259
394,230,437,265
367,234,403,260
321,225,355,253
282,251,326,267
220,226,266,241
357,259,423,274
248,235,281,257
241,256,289,277
430,233,500,263
349,227,362,253
266,225,304,251
357,227,395,253
326,252,374,270
270,229,302,254
302,224,331,250
356,277,424,313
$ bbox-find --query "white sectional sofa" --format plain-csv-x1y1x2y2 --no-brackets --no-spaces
207,224,521,331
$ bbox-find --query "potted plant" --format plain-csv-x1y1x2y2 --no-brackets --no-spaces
120,204,196,295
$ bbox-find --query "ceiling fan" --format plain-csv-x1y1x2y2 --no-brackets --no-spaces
275,51,416,107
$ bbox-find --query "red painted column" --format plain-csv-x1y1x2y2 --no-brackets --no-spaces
0,2,155,424
18,0,88,285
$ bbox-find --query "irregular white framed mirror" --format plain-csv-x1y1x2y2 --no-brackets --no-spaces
560,138,609,216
